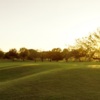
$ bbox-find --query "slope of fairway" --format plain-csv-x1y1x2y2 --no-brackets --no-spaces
0,62,100,100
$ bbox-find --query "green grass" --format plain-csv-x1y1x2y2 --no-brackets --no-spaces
0,61,100,100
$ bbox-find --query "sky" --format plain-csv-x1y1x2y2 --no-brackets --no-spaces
0,0,100,51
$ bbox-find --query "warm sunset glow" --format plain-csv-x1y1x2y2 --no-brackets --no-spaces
66,19,100,46
0,0,100,51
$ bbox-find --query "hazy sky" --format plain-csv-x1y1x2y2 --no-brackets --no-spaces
0,0,100,51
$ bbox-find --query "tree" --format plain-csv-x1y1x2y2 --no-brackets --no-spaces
46,51,52,62
62,48,70,61
75,28,100,61
4,48,18,60
70,47,86,61
0,50,4,59
39,51,47,62
28,49,38,62
51,48,63,61
19,47,29,61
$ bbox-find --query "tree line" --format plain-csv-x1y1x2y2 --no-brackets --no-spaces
0,47,67,62
0,29,100,62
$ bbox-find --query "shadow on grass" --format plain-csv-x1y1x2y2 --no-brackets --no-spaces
0,63,62,82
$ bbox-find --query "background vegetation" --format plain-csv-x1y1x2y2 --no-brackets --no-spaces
0,29,100,62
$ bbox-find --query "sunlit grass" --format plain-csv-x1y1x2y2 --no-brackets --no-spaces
88,65,100,68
